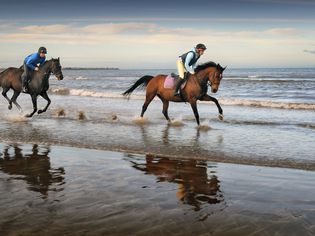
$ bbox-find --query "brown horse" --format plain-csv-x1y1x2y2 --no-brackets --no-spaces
123,61,226,125
0,58,63,117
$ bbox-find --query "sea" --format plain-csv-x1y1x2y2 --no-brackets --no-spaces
0,67,315,170
1,67,315,235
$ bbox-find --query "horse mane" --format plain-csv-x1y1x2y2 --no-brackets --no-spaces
194,61,218,73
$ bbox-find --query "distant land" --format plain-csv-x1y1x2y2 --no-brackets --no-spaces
0,67,119,71
63,67,119,70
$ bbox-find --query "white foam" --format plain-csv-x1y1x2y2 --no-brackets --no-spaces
169,117,184,127
49,87,315,110
198,121,211,131
75,76,89,80
219,98,315,110
133,116,149,125
4,114,28,123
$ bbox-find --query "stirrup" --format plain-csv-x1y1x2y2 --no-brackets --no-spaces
22,86,28,93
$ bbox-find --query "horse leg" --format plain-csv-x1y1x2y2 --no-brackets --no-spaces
141,92,156,118
190,101,200,126
200,94,223,120
38,91,51,114
26,94,38,118
2,87,13,110
10,90,22,112
158,96,170,122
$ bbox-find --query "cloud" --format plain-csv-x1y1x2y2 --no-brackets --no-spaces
81,22,158,34
80,22,195,35
20,24,71,34
0,23,312,47
304,49,315,54
264,28,300,36
1,22,315,68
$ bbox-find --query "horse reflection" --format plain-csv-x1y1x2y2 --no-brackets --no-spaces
0,144,65,198
129,154,223,211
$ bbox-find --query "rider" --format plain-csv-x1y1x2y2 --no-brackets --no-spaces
174,43,206,96
22,46,47,92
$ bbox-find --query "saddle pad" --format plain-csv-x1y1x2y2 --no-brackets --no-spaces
164,74,176,89
164,74,187,89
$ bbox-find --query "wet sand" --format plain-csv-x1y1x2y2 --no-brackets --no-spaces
0,143,314,236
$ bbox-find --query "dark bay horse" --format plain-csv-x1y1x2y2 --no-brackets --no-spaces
0,58,63,117
123,61,226,125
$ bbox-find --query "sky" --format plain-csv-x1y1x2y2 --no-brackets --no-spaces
0,0,315,69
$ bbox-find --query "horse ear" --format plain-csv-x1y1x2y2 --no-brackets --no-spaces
58,57,60,61
223,66,227,71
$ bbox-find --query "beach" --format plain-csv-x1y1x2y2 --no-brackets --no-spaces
0,144,314,236
0,68,315,235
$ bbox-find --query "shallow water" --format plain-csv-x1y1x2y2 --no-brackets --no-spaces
0,143,314,236
0,93,314,170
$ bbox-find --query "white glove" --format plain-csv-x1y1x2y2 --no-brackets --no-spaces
35,67,39,71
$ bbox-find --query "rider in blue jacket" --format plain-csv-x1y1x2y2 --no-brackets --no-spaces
22,47,47,92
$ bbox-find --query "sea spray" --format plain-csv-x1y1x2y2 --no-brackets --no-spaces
56,108,66,117
111,113,118,122
133,116,149,125
4,114,28,123
78,111,87,121
169,117,184,127
198,121,211,131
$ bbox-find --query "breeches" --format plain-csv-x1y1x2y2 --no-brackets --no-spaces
177,59,186,79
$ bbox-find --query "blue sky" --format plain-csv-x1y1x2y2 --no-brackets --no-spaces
0,0,315,68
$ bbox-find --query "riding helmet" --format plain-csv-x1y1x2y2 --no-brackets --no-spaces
196,43,207,50
38,46,47,54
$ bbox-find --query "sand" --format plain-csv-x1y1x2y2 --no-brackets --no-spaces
0,143,314,236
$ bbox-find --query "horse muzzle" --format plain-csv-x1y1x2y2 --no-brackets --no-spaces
212,88,218,93
57,74,64,80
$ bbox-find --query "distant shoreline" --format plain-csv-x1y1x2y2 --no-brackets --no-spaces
63,67,119,70
0,67,120,71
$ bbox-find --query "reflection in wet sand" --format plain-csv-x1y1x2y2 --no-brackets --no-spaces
127,154,224,212
0,144,314,236
0,144,65,198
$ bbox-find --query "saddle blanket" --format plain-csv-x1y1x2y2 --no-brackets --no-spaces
164,73,187,89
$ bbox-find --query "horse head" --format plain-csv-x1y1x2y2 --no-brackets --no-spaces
209,63,226,93
50,57,64,80
195,62,226,93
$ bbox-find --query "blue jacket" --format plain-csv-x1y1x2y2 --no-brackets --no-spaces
24,53,46,70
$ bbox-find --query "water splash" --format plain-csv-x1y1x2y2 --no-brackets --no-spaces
78,111,87,121
198,121,211,131
169,118,184,127
55,108,66,117
4,114,28,123
133,116,149,125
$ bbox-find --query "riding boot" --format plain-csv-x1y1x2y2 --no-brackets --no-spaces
22,63,29,93
174,78,184,96
22,77,29,93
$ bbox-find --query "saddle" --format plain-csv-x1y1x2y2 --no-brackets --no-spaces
164,73,188,89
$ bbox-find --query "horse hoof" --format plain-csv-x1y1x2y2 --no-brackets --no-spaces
38,110,43,114
25,114,32,118
8,105,12,110
218,114,224,120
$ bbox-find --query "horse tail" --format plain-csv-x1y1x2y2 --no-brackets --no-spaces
122,75,154,96
0,69,5,87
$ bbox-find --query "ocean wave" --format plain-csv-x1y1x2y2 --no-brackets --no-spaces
75,76,89,80
224,76,315,82
49,88,143,99
219,98,315,110
48,88,315,110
